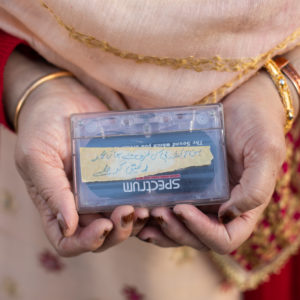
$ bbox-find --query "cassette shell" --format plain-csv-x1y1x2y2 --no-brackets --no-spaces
71,104,229,213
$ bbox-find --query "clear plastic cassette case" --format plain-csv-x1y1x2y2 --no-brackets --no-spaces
71,104,229,213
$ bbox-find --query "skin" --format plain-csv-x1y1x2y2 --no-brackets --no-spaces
3,50,149,257
3,47,300,256
139,70,297,253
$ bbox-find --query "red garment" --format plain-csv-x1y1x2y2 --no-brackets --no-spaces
0,30,24,128
0,30,299,300
244,254,300,300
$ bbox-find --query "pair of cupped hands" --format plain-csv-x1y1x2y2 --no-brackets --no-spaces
15,69,289,257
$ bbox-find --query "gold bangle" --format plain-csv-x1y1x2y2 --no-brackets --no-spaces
14,71,74,132
273,56,300,99
264,59,294,133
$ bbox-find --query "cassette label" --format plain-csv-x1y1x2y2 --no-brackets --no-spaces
79,145,213,182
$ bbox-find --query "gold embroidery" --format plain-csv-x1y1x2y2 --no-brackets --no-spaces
210,234,300,291
40,1,300,75
195,72,245,104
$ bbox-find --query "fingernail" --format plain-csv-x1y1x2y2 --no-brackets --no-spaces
134,217,149,226
153,216,164,226
144,238,153,243
141,237,155,244
57,213,68,235
121,212,134,227
219,210,236,224
174,212,185,222
100,228,111,240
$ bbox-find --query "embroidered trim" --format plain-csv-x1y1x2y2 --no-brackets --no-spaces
210,234,300,291
40,1,300,74
194,71,245,104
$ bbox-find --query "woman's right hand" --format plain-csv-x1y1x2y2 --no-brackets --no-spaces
14,75,149,256
3,50,149,256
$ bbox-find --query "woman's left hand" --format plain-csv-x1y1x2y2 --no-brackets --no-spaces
138,70,296,254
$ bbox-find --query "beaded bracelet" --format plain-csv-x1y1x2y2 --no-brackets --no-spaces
264,59,294,133
14,71,73,132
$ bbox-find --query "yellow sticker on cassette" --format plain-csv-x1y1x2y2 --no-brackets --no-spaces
80,146,213,182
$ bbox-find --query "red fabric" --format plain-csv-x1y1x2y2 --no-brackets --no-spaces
244,124,300,299
244,253,300,300
0,30,25,128
244,259,292,300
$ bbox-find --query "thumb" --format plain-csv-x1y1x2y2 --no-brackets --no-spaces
16,151,78,237
218,156,280,224
41,166,79,237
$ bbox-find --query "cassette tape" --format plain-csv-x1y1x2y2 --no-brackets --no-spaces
71,104,229,213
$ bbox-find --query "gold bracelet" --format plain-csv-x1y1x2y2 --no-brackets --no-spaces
14,71,74,132
264,59,294,133
273,56,300,99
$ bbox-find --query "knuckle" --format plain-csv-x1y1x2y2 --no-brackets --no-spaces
29,187,45,210
212,230,236,254
38,189,60,214
39,186,54,202
55,237,71,257
239,185,266,211
39,185,70,209
55,241,75,258
248,190,265,208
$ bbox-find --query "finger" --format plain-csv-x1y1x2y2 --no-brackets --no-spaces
151,207,208,251
42,210,113,256
219,151,282,221
138,226,180,248
97,206,134,252
173,204,258,254
131,207,149,236
16,151,78,238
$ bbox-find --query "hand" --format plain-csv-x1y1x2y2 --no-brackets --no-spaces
138,71,293,254
13,74,149,256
